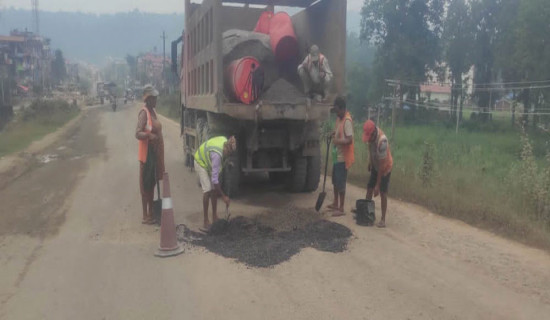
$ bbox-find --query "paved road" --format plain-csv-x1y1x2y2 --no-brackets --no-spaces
1,103,549,320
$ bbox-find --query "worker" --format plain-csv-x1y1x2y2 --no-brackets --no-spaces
135,84,165,225
327,96,354,216
194,136,237,230
297,44,333,102
362,120,393,228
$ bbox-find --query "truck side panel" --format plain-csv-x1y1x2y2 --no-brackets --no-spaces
184,0,219,112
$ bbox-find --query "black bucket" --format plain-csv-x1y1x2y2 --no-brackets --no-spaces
355,199,375,226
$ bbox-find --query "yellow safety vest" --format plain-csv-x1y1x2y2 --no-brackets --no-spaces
194,136,227,172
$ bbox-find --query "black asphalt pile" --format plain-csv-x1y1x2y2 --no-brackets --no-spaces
177,207,352,268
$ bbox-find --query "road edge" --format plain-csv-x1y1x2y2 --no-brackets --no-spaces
0,109,87,190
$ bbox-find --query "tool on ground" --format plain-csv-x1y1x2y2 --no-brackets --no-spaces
155,172,184,258
315,135,331,212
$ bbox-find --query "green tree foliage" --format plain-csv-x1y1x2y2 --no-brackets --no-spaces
442,0,474,121
360,0,445,102
346,32,376,117
51,49,67,85
126,54,138,80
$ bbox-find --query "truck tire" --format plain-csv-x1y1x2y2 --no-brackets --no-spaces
304,155,321,192
222,154,241,198
196,117,210,145
268,172,286,184
286,156,307,193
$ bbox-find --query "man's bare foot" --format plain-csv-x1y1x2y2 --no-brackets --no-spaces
376,221,386,228
212,215,219,223
332,209,345,217
142,218,155,225
327,204,339,211
203,221,211,229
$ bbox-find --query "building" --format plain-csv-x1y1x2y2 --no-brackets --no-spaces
0,29,52,95
420,84,452,103
137,52,171,88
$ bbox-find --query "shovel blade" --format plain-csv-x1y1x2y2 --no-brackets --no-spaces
315,192,326,212
153,199,162,225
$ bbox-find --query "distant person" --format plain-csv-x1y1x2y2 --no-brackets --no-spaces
328,96,354,216
194,136,237,230
362,120,393,228
135,85,165,225
297,44,333,102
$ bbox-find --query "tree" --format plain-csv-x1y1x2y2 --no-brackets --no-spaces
442,0,474,121
360,0,445,111
512,0,550,127
51,49,67,85
126,54,138,80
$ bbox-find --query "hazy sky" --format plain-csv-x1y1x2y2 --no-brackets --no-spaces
2,0,364,14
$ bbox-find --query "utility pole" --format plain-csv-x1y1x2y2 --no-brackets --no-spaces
161,31,166,91
386,79,400,142
32,0,40,35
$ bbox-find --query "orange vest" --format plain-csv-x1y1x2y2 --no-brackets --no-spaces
306,54,326,73
138,106,153,163
336,111,355,169
371,128,393,175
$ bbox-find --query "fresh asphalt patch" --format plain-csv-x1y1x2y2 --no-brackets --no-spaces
177,206,352,268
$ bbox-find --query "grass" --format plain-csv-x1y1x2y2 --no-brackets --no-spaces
0,99,79,158
326,116,550,249
156,92,181,121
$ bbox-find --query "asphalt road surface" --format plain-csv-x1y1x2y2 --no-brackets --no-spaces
1,103,549,320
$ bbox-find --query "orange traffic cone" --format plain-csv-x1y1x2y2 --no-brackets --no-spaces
155,172,184,258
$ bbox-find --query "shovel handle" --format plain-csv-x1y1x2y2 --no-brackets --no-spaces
322,136,331,192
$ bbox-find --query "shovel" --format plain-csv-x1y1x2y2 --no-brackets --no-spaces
315,136,332,212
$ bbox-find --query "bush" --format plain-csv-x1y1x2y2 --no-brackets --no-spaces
19,99,79,124
156,93,181,121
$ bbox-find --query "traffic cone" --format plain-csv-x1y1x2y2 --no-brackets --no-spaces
155,172,184,258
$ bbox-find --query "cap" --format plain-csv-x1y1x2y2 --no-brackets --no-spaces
142,84,159,101
362,120,376,143
310,45,320,62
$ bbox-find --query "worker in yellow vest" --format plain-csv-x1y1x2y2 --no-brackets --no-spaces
194,136,237,230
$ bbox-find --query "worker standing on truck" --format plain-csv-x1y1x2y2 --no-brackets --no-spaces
297,44,333,102
328,96,354,216
362,120,393,228
194,136,237,230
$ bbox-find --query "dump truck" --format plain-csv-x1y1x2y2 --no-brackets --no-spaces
176,0,346,196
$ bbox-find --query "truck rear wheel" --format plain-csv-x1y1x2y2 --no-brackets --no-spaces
222,154,241,198
286,156,307,193
304,155,321,192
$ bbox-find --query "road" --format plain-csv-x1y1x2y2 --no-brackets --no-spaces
1,103,550,320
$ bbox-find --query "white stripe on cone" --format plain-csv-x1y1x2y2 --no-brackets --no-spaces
162,197,173,210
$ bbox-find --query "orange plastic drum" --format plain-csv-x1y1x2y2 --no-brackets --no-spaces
225,56,261,105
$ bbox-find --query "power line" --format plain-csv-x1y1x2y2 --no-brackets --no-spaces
384,97,550,116
386,79,550,90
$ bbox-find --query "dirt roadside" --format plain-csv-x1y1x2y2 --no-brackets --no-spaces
0,103,549,319
0,109,86,191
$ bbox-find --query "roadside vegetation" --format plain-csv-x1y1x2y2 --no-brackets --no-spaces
323,115,550,249
156,92,181,121
0,99,79,157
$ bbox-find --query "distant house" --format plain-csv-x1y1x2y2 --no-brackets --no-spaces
0,29,52,94
495,98,512,112
420,84,451,103
137,52,171,87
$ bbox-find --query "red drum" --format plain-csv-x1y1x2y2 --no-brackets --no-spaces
225,57,261,105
